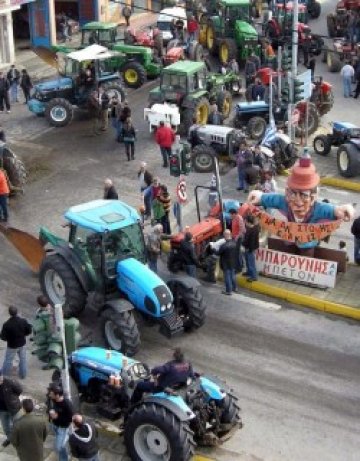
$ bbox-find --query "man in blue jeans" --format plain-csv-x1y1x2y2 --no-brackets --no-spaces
218,229,238,295
0,372,22,447
48,386,74,461
0,306,32,379
242,215,260,282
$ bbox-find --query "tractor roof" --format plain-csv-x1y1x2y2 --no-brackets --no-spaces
65,200,139,233
218,0,250,6
82,21,118,30
162,60,204,74
66,44,120,62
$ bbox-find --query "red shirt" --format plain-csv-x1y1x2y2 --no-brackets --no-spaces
187,19,198,34
0,170,9,195
155,125,175,148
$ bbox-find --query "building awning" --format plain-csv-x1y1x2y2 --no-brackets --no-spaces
0,0,35,15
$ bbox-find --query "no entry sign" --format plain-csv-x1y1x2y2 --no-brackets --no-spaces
176,179,187,204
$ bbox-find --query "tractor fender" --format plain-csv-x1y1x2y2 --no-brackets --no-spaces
347,139,360,149
99,299,134,316
163,273,201,292
140,395,194,422
182,92,208,108
52,244,93,293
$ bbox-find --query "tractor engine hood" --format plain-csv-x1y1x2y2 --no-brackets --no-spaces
34,77,73,93
116,258,173,317
235,21,258,41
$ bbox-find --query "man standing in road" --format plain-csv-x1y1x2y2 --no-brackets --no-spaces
0,306,32,379
340,61,355,98
351,215,360,263
0,71,10,113
179,231,199,278
0,371,22,447
155,121,175,168
229,209,245,273
242,215,260,282
48,386,74,461
122,4,132,27
69,414,100,461
7,65,20,103
103,178,119,200
0,169,10,223
218,229,238,295
11,398,48,461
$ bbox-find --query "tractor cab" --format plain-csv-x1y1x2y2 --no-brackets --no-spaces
220,1,252,34
64,200,146,284
81,22,120,48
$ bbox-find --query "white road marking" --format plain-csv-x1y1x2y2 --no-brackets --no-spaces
205,286,282,311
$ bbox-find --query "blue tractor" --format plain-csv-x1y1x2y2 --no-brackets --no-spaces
28,44,126,127
11,200,205,356
53,346,242,461
313,121,360,177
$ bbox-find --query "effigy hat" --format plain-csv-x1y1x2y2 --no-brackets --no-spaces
287,149,320,190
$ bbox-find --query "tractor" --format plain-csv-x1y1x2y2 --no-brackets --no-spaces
325,39,360,73
164,38,205,65
148,60,237,135
313,121,360,177
327,0,360,38
0,141,27,196
199,0,261,66
28,44,126,127
0,200,206,356
52,346,242,461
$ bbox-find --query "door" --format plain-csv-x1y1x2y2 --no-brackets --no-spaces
78,0,96,26
29,0,50,47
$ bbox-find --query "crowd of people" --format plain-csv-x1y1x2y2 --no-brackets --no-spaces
0,65,33,113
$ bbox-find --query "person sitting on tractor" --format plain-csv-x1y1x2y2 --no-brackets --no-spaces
131,348,194,404
245,57,257,86
251,78,265,101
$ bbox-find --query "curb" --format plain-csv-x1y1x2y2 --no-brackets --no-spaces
236,275,360,321
319,176,360,192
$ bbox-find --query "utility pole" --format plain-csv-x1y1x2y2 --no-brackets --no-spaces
289,0,299,142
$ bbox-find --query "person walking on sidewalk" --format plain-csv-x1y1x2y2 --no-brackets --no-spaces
0,306,32,379
121,117,136,161
19,69,32,103
351,215,360,264
7,65,20,103
0,371,23,447
69,414,100,461
48,385,74,461
340,61,355,98
11,398,48,461
218,229,238,295
242,215,260,282
0,169,10,223
0,71,10,113
155,121,175,167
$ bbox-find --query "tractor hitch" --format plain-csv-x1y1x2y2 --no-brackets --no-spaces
159,310,184,338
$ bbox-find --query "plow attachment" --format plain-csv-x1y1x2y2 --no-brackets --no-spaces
0,225,45,272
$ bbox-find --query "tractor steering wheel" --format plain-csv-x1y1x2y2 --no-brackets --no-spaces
131,362,151,380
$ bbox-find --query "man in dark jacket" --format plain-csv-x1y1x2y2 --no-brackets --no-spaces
0,71,10,113
251,78,265,101
1,306,32,379
244,57,257,86
0,371,22,447
48,386,74,461
179,231,199,277
69,414,99,461
103,178,118,200
11,398,48,461
243,215,260,282
351,215,360,263
131,348,194,404
218,229,238,295
7,64,20,103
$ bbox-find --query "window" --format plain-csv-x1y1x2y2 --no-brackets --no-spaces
103,224,146,264
161,73,187,92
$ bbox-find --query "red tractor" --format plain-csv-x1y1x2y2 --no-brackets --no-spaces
124,27,164,57
327,0,360,38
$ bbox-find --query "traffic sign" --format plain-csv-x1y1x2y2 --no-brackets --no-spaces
176,179,187,204
295,69,312,100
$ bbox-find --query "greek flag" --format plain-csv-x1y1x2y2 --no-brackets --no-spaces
261,122,277,147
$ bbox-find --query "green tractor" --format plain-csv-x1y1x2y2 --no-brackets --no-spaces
54,22,162,89
148,60,240,135
199,0,260,65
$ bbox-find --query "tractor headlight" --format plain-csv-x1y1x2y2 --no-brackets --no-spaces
167,303,172,309
161,305,167,312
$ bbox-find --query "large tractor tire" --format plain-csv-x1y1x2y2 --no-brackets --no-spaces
327,51,341,73
102,82,126,103
327,15,336,38
39,254,87,317
206,22,217,55
295,102,319,137
192,144,216,173
337,144,360,178
216,90,232,119
101,302,140,356
45,98,73,127
199,18,208,46
219,38,237,65
247,116,267,140
124,402,195,461
309,1,321,19
313,134,332,156
181,97,210,135
121,62,147,89
221,394,241,429
2,147,27,190
167,279,206,330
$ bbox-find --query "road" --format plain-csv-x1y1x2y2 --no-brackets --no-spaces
1,0,360,459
